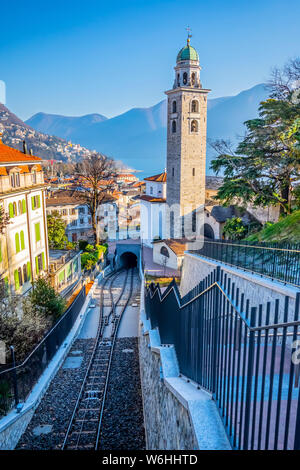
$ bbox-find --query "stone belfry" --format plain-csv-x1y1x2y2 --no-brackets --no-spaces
165,34,210,237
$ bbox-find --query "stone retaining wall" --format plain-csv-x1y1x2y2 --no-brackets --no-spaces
139,331,198,450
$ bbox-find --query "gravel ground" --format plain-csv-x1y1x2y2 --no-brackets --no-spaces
98,337,146,450
16,338,95,450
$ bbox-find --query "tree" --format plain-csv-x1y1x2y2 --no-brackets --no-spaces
27,277,66,320
210,59,300,216
75,153,115,244
0,282,50,363
47,210,68,249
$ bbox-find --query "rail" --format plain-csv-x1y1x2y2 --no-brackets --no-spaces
145,266,300,450
189,239,300,287
0,286,86,417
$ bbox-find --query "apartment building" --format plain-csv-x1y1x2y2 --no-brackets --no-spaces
0,139,48,293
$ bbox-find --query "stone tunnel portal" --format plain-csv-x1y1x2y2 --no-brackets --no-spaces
120,251,138,269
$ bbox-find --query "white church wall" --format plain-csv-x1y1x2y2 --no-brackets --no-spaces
153,242,179,270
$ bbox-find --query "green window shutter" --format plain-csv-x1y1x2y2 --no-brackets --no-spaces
67,262,72,277
4,277,9,292
35,256,39,275
14,269,19,290
20,231,25,250
37,195,41,208
35,223,41,242
22,199,26,213
9,203,14,218
59,270,65,282
27,261,31,281
31,196,35,210
42,252,45,270
15,233,20,253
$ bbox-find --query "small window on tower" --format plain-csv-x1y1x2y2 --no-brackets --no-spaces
177,73,180,86
172,101,177,113
192,168,195,176
191,73,196,85
191,120,198,133
172,120,176,133
183,72,187,85
191,100,199,113
172,167,174,177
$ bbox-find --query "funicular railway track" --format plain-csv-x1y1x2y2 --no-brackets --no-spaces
61,268,134,450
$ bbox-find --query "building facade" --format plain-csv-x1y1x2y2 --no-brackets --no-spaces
0,139,48,293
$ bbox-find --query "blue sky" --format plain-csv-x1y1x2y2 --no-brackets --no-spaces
0,0,299,120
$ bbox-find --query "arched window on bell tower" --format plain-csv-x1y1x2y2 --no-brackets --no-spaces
191,120,198,133
183,72,188,85
177,73,180,87
191,73,196,85
172,100,177,113
172,120,176,133
191,100,199,113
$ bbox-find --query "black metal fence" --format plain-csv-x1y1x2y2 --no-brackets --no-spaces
145,267,300,450
189,240,300,287
0,286,86,417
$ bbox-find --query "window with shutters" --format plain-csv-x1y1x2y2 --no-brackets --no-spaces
18,267,23,286
23,264,28,283
35,222,41,242
9,203,14,218
15,233,20,253
31,195,41,210
20,230,25,250
14,269,19,290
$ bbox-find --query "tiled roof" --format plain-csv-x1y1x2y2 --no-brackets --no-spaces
139,195,166,203
144,171,167,183
0,141,42,164
46,189,116,207
153,238,188,257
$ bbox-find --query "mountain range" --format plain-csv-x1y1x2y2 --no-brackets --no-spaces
26,83,268,177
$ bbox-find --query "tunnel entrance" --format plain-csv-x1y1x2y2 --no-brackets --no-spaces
120,251,138,269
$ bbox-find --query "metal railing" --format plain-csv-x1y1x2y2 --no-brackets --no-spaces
0,286,86,417
145,266,300,450
189,240,300,288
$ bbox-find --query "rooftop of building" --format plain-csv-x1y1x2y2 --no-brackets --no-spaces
144,170,167,183
46,189,116,207
176,38,199,62
153,238,189,257
0,139,42,165
139,195,166,203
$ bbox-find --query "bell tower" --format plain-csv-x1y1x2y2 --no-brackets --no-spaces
165,34,210,238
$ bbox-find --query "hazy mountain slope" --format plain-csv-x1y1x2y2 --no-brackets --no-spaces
0,103,94,163
25,83,269,176
26,112,107,140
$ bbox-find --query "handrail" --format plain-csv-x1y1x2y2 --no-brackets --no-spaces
0,285,85,376
147,281,300,332
193,239,300,254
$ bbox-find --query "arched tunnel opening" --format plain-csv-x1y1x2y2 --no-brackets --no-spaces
120,251,138,269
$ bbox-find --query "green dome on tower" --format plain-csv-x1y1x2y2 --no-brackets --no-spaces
176,41,199,62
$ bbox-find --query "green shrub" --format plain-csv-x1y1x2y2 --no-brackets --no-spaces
78,240,88,251
223,217,247,240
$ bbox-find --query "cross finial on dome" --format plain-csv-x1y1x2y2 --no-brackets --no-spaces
186,26,192,45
